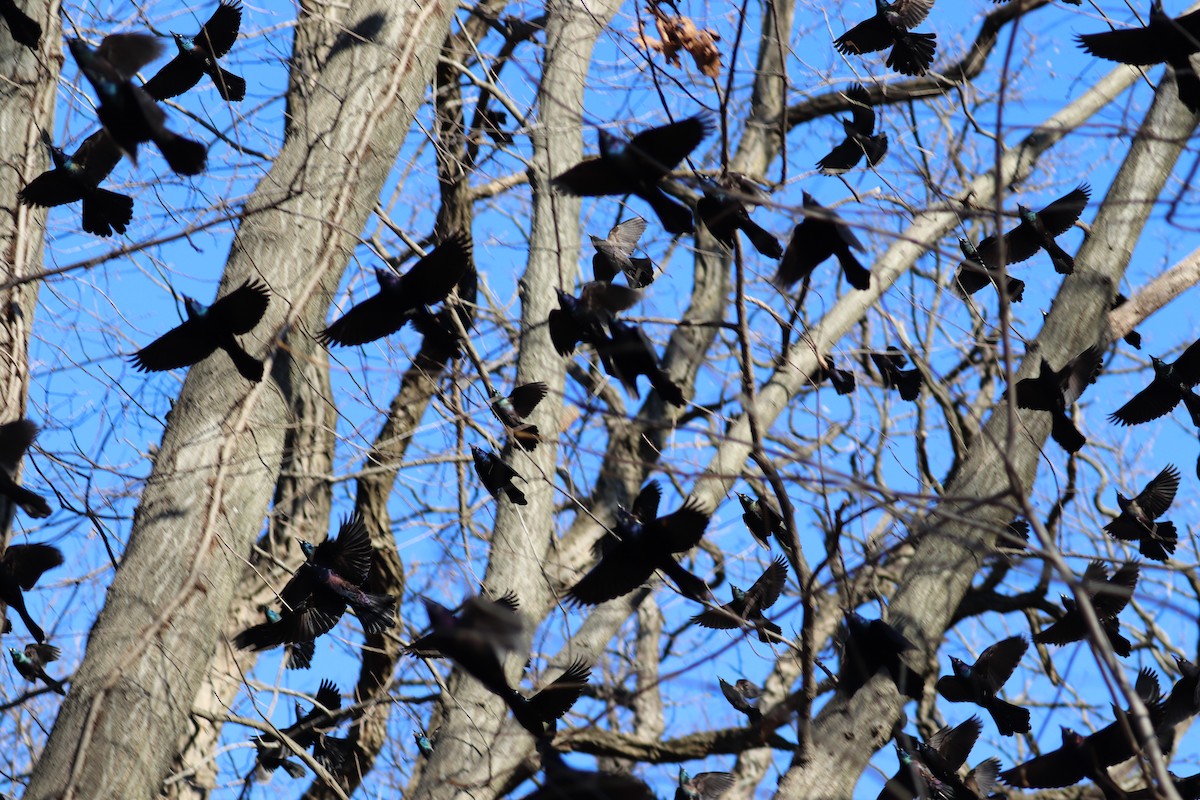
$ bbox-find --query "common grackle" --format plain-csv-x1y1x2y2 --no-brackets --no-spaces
870,347,922,401
0,0,40,49
263,608,315,669
736,492,783,549
318,233,470,347
953,236,1025,302
552,114,714,235
818,84,888,174
68,34,207,175
1110,337,1200,426
1033,561,1138,656
879,719,988,800
567,481,710,605
773,193,870,299
470,445,527,505
1104,464,1179,562
9,643,65,695
0,543,62,643
131,278,270,382
838,611,921,699
1014,345,1103,453
0,420,51,519
1000,725,1131,798
413,727,439,759
142,0,244,102
1078,1,1200,113
591,217,654,288
936,636,1030,735
251,679,341,782
695,174,782,257
547,282,641,357
595,319,685,406
676,768,735,800
491,381,548,452
691,556,787,643
19,130,132,238
834,0,937,77
522,736,657,800
233,514,396,652
815,357,857,395
719,677,762,724
972,185,1090,275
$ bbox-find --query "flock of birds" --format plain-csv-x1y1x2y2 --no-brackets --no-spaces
3,0,1200,797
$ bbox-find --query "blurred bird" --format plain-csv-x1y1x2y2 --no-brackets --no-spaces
318,234,470,347
935,636,1030,735
567,481,710,605
817,84,888,174
252,679,341,782
405,591,521,659
9,643,65,695
1000,725,1130,798
1014,345,1103,453
131,279,270,382
736,492,783,549
522,736,657,800
1033,561,1138,656
719,677,762,724
591,217,655,288
19,130,132,238
834,0,937,77
262,608,315,669
552,114,714,235
1112,294,1142,349
142,0,245,102
490,382,548,452
870,347,922,401
815,358,856,395
838,612,921,699
0,420,52,519
233,514,396,652
595,319,685,406
953,236,1025,302
0,543,63,643
1110,337,1200,427
691,556,787,643
547,282,641,357
413,727,439,759
1103,464,1179,562
973,185,1090,275
676,767,735,800
695,174,782,257
1128,773,1200,800
0,0,40,49
479,106,513,145
1078,1,1200,113
773,194,870,301
68,34,207,175
880,717,987,800
470,445,527,505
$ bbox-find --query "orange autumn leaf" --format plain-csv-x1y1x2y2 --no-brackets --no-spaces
634,4,722,79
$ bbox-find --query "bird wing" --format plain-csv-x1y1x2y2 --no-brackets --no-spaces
999,746,1084,788
1014,360,1059,411
318,290,407,346
927,716,981,770
1108,378,1178,425
233,596,343,650
654,496,710,554
458,595,525,650
1033,610,1084,647
935,674,971,703
892,0,934,29
1062,345,1103,405
816,139,865,175
398,233,471,308
17,170,80,208
1037,184,1090,235
845,83,876,132
687,772,736,798
606,217,647,256
507,381,549,419
523,660,591,724
206,279,270,334
1135,464,1181,519
75,129,124,181
691,602,744,630
552,158,635,197
1077,27,1161,66
566,541,653,605
0,420,38,475
315,513,374,585
631,481,662,523
1,544,63,590
833,16,893,56
141,54,200,101
744,556,788,612
96,33,165,79
1174,337,1200,383
625,113,713,179
27,642,61,665
199,0,242,58
718,678,754,714
975,635,1027,691
1094,562,1138,616
130,317,218,372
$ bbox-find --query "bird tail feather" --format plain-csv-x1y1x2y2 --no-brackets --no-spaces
213,67,246,101
739,219,782,259
222,341,265,382
156,131,208,176
985,697,1031,736
352,592,397,634
81,189,134,237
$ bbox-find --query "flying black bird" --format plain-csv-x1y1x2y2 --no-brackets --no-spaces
552,114,714,235
18,130,132,238
591,217,654,288
1078,1,1200,113
405,591,521,659
736,492,783,549
0,0,40,49
9,643,65,695
0,420,51,519
318,234,470,347
834,0,937,77
773,194,870,301
1110,337,1200,426
413,727,439,759
880,717,989,800
547,282,641,357
1033,561,1138,657
871,347,922,401
695,175,782,258
491,382,548,452
953,236,1026,302
936,636,1030,735
567,481,710,605
1015,345,1103,453
470,445,527,505
838,612,921,699
1000,725,1133,798
1104,464,1179,562
479,106,513,145
818,84,888,174
262,608,315,669
68,34,208,175
719,677,762,724
142,0,245,102
251,679,342,782
0,543,62,643
595,319,685,406
232,514,396,652
1112,294,1142,349
676,768,735,800
523,736,658,800
131,279,270,382
974,185,1090,275
691,556,787,643
815,357,856,395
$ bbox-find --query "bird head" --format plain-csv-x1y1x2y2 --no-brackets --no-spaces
171,32,194,54
374,266,401,290
597,128,624,159
678,766,690,785
735,492,754,511
1017,204,1037,223
949,655,970,677
958,238,980,261
730,586,746,602
1150,355,1170,377
1115,491,1131,511
469,444,487,464
182,296,208,319
264,608,281,623
7,648,18,659
298,540,316,560
1060,726,1085,747
67,39,96,68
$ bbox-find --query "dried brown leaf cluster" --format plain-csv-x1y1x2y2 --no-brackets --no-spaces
634,4,722,79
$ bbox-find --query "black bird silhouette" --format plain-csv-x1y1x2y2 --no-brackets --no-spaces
1014,345,1103,453
936,636,1030,735
9,643,65,695
131,279,270,382
1129,773,1200,800
595,319,685,406
953,236,1025,302
815,357,857,395
1033,561,1138,657
870,347,922,401
567,481,710,605
68,34,207,175
695,174,782,257
838,612,921,699
736,492,783,549
1110,337,1200,426
834,0,937,77
773,194,870,301
880,717,990,800
142,0,245,102
719,677,762,724
818,84,888,174
470,445,527,505
691,556,787,643
251,679,341,782
1078,1,1200,113
552,114,714,235
233,514,396,653
0,0,40,49
262,608,314,669
676,768,735,800
972,185,1090,275
491,381,548,452
522,736,658,800
318,234,470,347
19,130,132,238
591,217,654,288
0,543,63,643
547,282,641,357
1104,464,1179,562
1112,294,1142,349
1000,724,1137,798
0,420,51,519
